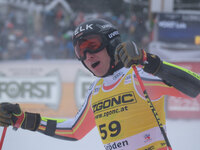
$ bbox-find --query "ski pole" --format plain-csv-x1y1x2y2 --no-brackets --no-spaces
132,65,172,150
0,127,7,150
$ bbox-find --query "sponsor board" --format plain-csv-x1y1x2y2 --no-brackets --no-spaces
0,72,61,108
0,60,92,117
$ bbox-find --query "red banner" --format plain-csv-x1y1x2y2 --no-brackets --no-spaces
167,62,200,119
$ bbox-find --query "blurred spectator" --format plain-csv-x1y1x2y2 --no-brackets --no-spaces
0,7,149,61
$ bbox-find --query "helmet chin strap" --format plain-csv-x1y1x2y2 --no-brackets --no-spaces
100,57,123,77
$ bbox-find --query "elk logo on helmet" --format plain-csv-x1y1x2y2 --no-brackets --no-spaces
74,24,94,36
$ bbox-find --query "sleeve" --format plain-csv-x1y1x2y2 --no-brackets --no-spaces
37,87,96,141
134,68,189,100
155,61,200,97
142,53,200,98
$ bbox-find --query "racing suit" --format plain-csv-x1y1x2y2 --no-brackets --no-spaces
37,61,200,150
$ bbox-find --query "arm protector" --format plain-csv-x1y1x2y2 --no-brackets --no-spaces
143,53,200,97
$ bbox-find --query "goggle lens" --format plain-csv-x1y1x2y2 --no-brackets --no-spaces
75,35,105,60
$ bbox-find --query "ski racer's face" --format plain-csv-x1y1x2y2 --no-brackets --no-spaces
83,48,111,77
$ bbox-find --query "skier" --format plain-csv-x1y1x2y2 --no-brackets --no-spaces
0,19,200,150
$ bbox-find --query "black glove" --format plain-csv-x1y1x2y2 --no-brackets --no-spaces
115,41,162,74
0,103,41,131
115,41,147,68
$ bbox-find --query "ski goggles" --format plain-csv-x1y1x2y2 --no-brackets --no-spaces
74,34,106,60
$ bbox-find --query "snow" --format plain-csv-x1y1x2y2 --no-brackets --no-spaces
167,119,200,150
0,119,200,150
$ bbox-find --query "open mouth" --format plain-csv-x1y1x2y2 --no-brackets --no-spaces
91,61,100,68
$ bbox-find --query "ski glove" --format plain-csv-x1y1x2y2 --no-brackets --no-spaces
0,103,41,131
115,41,162,75
115,41,147,68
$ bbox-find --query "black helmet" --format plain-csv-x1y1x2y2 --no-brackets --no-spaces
72,18,122,77
73,19,121,59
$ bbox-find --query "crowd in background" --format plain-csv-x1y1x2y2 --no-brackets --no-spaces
0,7,151,61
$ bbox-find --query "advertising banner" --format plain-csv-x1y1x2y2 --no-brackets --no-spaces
0,60,94,118
157,13,200,44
